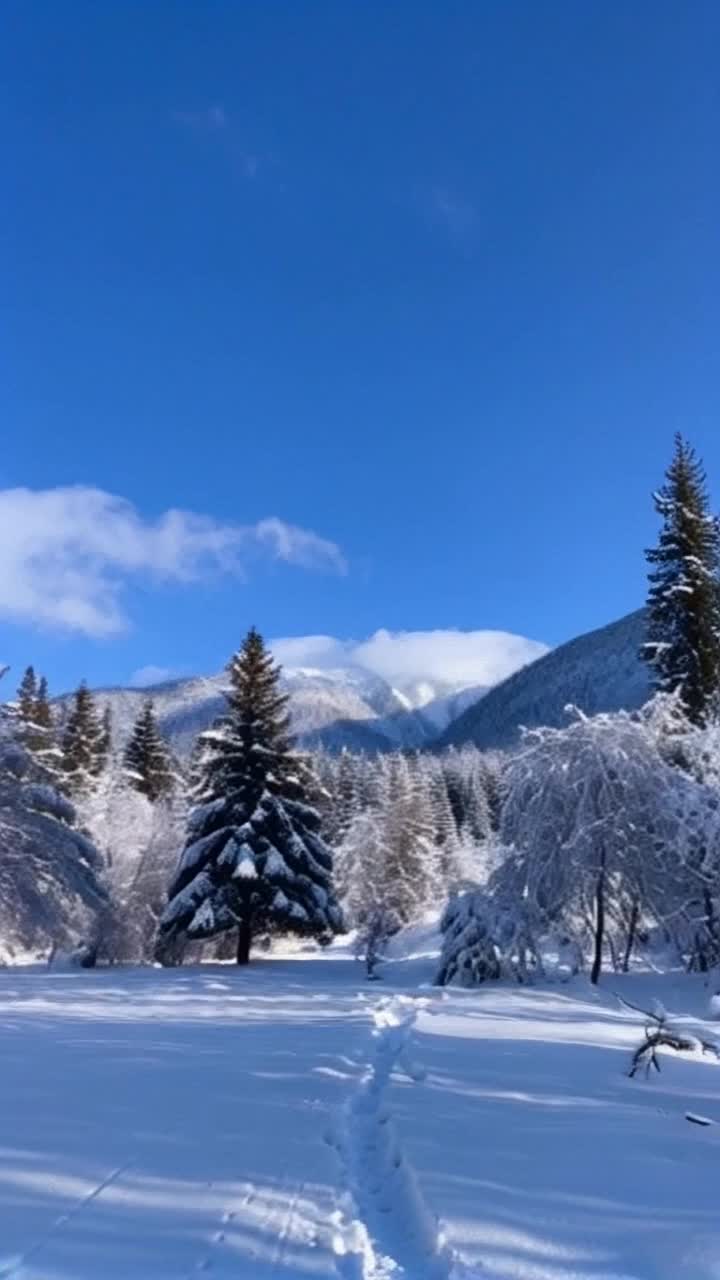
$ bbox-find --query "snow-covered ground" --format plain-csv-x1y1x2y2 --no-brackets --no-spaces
0,943,719,1279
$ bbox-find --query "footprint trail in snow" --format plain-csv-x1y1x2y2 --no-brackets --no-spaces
328,995,490,1280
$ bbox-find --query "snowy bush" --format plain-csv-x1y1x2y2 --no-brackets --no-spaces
436,878,542,987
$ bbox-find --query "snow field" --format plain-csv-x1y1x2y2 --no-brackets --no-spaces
0,956,719,1278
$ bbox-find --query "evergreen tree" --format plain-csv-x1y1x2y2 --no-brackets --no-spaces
322,748,362,846
14,668,58,768
156,627,342,965
17,666,38,727
61,682,105,795
380,753,438,922
123,700,174,803
0,669,108,956
98,706,113,773
642,434,720,723
35,677,53,735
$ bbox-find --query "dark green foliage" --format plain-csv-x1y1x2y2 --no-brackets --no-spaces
642,435,720,724
61,683,106,795
123,700,174,802
156,627,342,965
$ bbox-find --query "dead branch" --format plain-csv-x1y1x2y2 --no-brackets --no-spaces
615,991,720,1078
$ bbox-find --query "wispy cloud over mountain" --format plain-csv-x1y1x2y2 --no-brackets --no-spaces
0,487,345,637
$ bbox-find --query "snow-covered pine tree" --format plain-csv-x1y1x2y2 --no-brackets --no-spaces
329,748,363,845
642,434,720,724
123,700,174,802
0,675,108,957
428,756,459,852
156,627,342,965
13,667,58,768
60,682,106,796
436,884,539,987
336,805,391,929
381,752,438,922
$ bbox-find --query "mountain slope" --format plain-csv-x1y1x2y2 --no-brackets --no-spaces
61,665,489,757
439,609,651,751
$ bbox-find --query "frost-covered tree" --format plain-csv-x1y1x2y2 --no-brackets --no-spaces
317,745,496,929
500,700,720,983
77,743,187,963
642,434,720,724
0,686,108,959
381,752,439,922
336,807,392,929
123,700,174,802
61,683,106,796
156,628,342,965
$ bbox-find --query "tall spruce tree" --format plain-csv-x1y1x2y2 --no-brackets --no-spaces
124,700,174,802
61,682,106,795
642,434,720,723
156,627,342,964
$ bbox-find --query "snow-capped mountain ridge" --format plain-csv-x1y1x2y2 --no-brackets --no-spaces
57,664,491,757
51,612,652,757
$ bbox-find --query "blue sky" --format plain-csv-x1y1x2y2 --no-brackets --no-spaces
3,1,720,695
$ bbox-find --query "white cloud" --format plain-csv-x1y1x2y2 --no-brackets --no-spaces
270,635,347,668
0,486,345,637
129,665,178,688
271,628,548,690
254,519,346,575
353,629,547,687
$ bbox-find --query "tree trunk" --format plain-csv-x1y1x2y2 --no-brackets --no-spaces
236,919,252,966
590,861,606,986
622,900,639,973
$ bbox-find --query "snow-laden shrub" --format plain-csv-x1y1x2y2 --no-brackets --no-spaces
436,881,542,987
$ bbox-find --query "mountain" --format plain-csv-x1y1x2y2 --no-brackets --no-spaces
438,609,651,751
53,614,651,760
59,664,491,758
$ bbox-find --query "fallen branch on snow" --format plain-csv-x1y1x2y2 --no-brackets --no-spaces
614,992,720,1079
